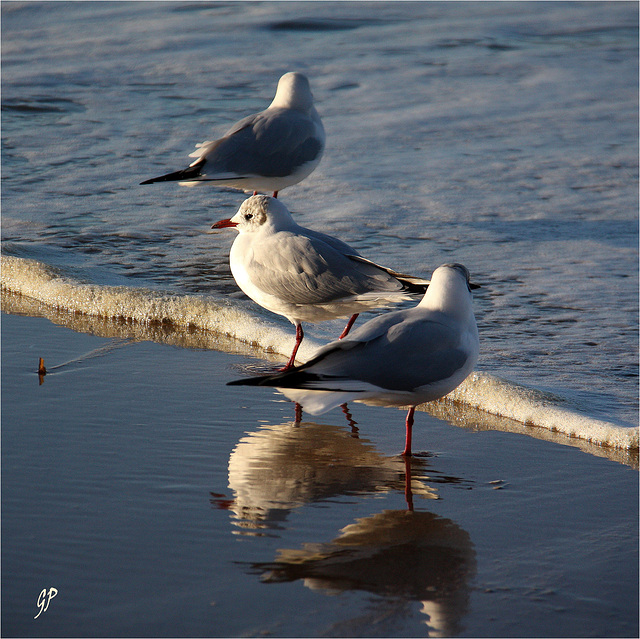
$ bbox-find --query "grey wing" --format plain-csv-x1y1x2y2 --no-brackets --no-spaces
348,255,430,290
303,227,360,257
301,316,469,391
301,231,429,293
246,233,403,305
202,108,323,178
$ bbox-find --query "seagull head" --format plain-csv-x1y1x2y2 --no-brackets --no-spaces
211,195,296,234
419,263,477,316
270,72,314,112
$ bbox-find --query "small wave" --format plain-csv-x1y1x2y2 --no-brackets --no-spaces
2,255,637,453
266,18,383,32
447,373,637,451
1,96,85,115
0,254,306,358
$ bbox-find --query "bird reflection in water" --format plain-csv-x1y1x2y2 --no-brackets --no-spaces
211,414,438,534
251,509,476,637
212,407,475,635
294,401,357,431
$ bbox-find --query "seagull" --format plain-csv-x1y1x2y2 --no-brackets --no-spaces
140,72,325,197
212,195,431,370
228,263,480,456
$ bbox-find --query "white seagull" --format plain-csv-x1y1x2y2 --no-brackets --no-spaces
141,72,325,197
212,195,430,370
228,263,480,456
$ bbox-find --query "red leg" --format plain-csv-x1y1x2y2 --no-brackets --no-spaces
340,403,358,433
404,454,414,511
294,402,303,423
339,313,359,339
272,191,279,198
252,191,258,196
402,406,415,457
279,324,304,371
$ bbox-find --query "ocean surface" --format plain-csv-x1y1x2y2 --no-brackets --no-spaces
1,2,639,636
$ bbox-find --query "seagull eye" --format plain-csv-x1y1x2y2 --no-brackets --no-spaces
244,213,253,220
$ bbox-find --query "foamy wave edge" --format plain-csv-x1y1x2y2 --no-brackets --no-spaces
2,255,637,451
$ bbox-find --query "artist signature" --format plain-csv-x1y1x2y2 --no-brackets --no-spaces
34,587,58,619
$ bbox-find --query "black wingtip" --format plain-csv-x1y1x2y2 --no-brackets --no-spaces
227,372,297,387
140,159,206,185
227,368,327,389
227,376,269,387
403,280,430,295
139,168,199,185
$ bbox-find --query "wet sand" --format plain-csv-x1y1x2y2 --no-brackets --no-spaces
2,308,638,638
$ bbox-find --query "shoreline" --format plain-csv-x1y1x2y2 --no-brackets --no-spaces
3,286,637,466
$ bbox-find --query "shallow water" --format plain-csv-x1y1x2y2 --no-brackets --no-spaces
2,312,638,637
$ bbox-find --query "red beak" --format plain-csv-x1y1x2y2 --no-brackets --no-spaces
211,218,238,229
